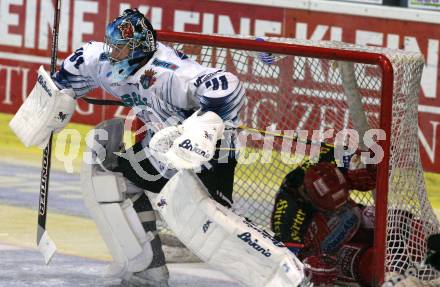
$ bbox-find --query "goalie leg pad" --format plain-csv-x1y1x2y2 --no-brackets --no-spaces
81,119,155,276
81,163,154,275
153,170,306,287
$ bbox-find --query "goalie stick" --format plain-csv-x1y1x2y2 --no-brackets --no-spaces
80,90,364,162
81,96,128,106
37,0,61,265
79,96,340,150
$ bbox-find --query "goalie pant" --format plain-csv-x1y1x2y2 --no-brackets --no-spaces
154,170,308,287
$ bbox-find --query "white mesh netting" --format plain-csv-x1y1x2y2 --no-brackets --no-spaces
155,34,440,284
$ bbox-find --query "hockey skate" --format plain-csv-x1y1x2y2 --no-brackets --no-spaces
121,265,169,287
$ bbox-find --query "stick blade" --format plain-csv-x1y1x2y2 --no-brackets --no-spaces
37,229,57,264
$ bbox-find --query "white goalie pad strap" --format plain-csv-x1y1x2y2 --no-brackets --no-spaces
81,161,154,276
91,173,126,202
154,170,306,287
9,65,76,148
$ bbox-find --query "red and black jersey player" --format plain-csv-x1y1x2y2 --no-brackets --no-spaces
271,145,377,286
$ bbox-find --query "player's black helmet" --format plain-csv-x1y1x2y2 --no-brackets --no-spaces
279,166,308,202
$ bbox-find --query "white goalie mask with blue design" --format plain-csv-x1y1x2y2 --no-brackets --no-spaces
104,9,157,82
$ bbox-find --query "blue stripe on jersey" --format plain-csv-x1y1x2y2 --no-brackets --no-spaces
151,97,184,126
167,74,174,105
197,83,245,122
166,74,174,106
152,99,170,122
197,82,245,159
53,63,97,98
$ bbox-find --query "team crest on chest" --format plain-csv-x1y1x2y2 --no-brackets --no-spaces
140,69,157,89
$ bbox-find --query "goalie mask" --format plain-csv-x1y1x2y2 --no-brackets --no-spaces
104,9,157,81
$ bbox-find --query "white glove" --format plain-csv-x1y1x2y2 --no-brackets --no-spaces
149,110,225,169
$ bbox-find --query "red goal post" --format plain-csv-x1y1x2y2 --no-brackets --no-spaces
148,30,439,285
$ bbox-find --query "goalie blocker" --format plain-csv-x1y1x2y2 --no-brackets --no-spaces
154,170,308,287
9,66,76,148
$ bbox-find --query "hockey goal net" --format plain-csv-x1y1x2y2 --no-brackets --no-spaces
154,31,440,285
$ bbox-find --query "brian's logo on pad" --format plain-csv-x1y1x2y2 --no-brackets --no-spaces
140,69,156,89
38,75,53,97
237,232,272,257
178,139,211,159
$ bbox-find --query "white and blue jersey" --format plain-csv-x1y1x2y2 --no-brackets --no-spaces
54,41,245,161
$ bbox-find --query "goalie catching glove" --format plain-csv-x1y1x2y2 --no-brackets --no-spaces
9,66,76,148
149,110,225,169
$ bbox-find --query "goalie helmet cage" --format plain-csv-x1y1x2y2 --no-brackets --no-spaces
145,30,439,286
